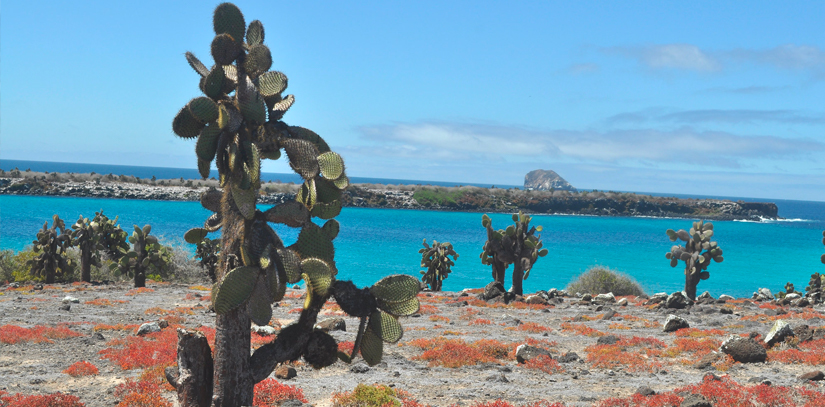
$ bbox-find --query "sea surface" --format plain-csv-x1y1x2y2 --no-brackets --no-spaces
2,192,824,299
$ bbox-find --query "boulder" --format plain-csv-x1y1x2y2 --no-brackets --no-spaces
697,291,714,301
482,281,505,301
648,293,668,304
252,325,278,336
663,315,690,333
601,309,618,321
315,318,346,332
718,294,734,301
693,352,720,369
764,320,794,347
720,335,767,363
680,394,712,407
665,292,689,309
558,352,580,363
62,296,80,304
525,295,548,305
635,386,656,396
515,344,553,364
137,322,161,336
754,288,773,301
617,298,628,307
275,365,297,380
798,371,825,382
597,335,620,345
593,293,616,304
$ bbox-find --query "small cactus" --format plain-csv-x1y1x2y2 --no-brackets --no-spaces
419,239,458,291
665,220,723,301
189,235,220,283
94,210,129,262
27,215,73,283
479,211,548,296
116,225,170,287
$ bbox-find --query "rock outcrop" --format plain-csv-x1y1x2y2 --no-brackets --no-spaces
524,169,576,192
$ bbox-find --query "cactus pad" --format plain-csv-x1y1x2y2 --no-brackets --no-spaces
277,248,302,284
173,106,206,139
317,152,344,180
269,94,295,121
282,138,320,180
203,65,226,99
377,297,419,317
297,179,317,209
211,33,241,66
184,228,209,244
257,71,288,97
196,125,222,162
369,310,403,343
189,97,220,123
247,276,273,326
213,2,245,43
246,19,264,46
370,275,419,303
263,201,311,227
287,126,331,153
290,223,335,270
244,44,272,77
231,185,257,220
360,325,383,366
301,258,333,297
238,76,267,125
322,219,340,240
332,174,350,189
214,266,258,314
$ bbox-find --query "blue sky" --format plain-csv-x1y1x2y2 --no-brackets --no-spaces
2,1,824,201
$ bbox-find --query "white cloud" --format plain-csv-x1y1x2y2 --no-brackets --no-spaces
728,44,825,72
606,44,720,72
357,121,823,168
607,108,825,125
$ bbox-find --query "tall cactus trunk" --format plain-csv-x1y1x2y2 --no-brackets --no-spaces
212,190,254,406
134,270,146,288
80,246,92,283
511,261,524,296
492,260,505,286
45,263,55,284
684,268,699,302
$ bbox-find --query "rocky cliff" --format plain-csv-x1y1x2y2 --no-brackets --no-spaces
524,169,576,191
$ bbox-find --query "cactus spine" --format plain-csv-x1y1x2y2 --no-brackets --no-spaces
27,215,72,284
116,225,170,288
419,239,458,291
171,4,418,406
665,220,723,301
479,211,548,296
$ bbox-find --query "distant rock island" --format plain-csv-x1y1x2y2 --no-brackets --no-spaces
524,169,576,192
0,169,780,221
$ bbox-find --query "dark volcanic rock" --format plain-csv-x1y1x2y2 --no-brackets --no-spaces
720,335,767,363
524,169,576,191
515,344,552,363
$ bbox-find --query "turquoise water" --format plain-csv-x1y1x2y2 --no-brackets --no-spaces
1,194,824,298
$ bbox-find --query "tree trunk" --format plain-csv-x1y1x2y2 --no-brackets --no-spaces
45,265,55,284
134,266,146,288
684,270,699,301
80,246,91,283
168,329,213,407
492,259,505,286
212,192,254,406
511,260,524,296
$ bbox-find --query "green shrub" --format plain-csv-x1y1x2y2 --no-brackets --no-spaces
566,266,645,297
412,187,466,206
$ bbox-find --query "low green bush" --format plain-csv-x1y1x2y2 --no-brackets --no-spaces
566,266,645,297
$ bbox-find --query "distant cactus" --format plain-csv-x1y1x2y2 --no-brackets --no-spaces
169,4,419,405
116,225,170,287
27,215,73,284
821,230,825,265
70,215,104,282
665,220,723,301
806,272,824,304
94,210,129,262
185,232,220,283
419,239,458,291
479,212,548,296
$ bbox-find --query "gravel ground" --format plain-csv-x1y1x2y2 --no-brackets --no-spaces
1,281,824,406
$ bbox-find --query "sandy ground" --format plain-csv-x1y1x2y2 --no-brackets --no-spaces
1,281,824,406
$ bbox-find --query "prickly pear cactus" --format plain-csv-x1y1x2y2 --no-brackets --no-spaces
419,239,458,291
27,215,72,284
116,225,170,288
172,4,418,406
185,234,220,283
665,220,723,301
93,210,129,262
70,214,105,283
479,211,548,296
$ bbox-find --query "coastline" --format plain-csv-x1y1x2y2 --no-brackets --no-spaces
0,171,780,221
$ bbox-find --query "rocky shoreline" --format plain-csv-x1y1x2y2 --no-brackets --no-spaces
0,176,779,221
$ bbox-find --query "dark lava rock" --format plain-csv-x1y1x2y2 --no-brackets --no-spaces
665,292,689,309
693,352,720,370
558,352,580,363
350,363,370,373
486,373,509,383
482,281,505,301
635,386,656,396
798,371,825,381
316,317,346,332
680,394,712,407
663,315,690,333
720,335,767,363
275,365,297,380
601,309,618,320
597,335,619,345
515,344,553,364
